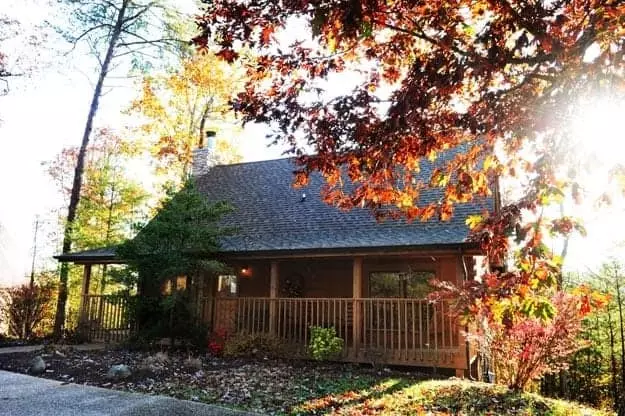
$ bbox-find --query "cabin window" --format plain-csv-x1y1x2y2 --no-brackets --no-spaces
217,275,238,296
162,275,188,295
369,271,435,298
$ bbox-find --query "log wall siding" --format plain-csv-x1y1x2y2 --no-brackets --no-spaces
234,256,458,299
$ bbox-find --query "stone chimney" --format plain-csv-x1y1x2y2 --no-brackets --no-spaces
192,131,217,177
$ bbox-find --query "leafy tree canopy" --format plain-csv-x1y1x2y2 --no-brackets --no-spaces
45,128,149,252
195,1,624,324
127,51,245,184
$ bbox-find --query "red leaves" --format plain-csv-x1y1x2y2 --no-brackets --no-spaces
207,328,228,356
579,295,591,316
216,48,239,63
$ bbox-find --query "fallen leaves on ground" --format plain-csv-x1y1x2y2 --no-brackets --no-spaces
0,349,612,415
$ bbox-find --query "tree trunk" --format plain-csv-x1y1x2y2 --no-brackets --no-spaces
99,181,116,295
53,0,130,338
607,299,619,410
615,269,625,411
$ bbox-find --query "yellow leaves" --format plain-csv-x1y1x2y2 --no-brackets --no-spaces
397,192,413,209
465,214,483,229
327,33,337,52
534,268,548,282
127,50,246,183
483,154,497,171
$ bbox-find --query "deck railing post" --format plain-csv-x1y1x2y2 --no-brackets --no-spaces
269,261,279,334
352,257,363,357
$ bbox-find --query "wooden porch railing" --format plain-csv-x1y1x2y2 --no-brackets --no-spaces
361,298,460,365
212,297,463,367
80,294,131,342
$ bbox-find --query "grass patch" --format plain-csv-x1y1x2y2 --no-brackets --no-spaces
292,379,614,415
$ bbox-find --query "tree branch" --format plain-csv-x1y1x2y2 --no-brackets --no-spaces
117,37,185,48
66,24,112,56
121,1,158,26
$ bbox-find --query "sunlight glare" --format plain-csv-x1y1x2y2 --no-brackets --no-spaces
571,98,625,167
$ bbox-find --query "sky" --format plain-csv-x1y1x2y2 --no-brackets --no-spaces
0,0,285,285
0,0,624,286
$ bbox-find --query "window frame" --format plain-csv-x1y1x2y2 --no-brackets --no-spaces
217,274,238,297
368,270,436,298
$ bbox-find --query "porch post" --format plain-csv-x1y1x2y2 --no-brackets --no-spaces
269,261,279,334
352,257,363,356
78,264,92,327
196,272,205,322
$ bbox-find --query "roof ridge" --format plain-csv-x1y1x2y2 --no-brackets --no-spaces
212,155,295,169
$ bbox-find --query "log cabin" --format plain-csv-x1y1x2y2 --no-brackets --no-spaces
56,140,498,377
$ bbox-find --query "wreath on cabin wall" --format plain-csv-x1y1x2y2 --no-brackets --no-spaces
280,273,304,297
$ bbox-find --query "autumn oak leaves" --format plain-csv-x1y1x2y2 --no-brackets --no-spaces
192,1,623,387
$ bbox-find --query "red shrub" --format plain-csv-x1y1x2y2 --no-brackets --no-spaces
472,291,603,390
207,328,228,356
0,283,55,340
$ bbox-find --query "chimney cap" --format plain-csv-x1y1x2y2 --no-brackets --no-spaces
199,130,217,148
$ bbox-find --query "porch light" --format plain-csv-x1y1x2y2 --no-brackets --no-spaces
240,266,252,278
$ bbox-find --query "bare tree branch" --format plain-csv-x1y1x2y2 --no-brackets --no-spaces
65,23,113,56
117,37,184,48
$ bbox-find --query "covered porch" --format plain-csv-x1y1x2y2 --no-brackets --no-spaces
60,248,476,375
203,252,475,374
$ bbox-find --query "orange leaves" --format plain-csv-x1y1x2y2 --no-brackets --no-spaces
293,171,309,188
193,2,625,340
439,201,454,221
571,285,610,317
421,203,437,221
382,66,401,83
260,25,274,45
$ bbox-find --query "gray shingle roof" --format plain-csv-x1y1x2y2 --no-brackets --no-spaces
195,157,495,253
57,155,496,262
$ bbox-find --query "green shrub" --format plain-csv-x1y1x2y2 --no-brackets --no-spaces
223,332,282,358
127,292,209,350
308,326,343,361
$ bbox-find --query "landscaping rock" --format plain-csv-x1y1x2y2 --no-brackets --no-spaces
153,351,169,364
139,352,170,374
29,356,46,374
106,364,131,380
183,357,202,371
